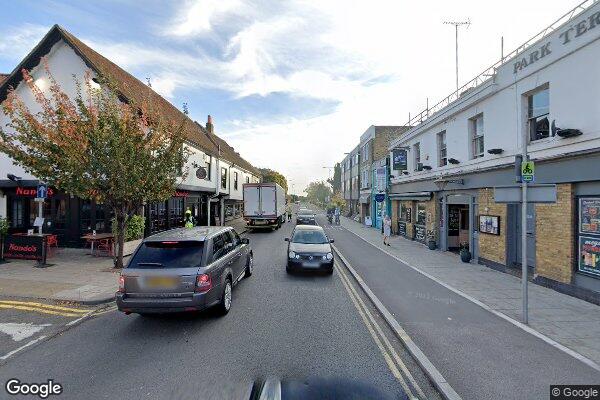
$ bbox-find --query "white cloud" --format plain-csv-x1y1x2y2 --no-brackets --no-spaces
165,0,245,37
0,23,50,63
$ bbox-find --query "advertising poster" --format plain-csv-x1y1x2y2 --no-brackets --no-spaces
398,221,407,237
579,198,600,235
392,149,408,171
579,236,600,277
479,215,500,235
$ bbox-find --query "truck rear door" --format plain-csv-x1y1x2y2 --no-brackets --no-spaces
260,185,277,216
244,185,261,216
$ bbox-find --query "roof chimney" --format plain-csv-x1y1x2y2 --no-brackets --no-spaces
206,115,214,134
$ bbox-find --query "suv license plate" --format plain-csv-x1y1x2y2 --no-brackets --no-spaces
303,262,320,268
146,277,178,288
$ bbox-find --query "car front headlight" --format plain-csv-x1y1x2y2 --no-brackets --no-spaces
289,251,296,259
326,252,333,260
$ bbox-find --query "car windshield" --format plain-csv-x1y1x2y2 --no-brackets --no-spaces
128,241,204,269
292,230,328,244
298,210,314,216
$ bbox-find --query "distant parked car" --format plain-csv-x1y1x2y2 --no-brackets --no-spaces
285,225,334,274
116,226,252,316
296,209,316,225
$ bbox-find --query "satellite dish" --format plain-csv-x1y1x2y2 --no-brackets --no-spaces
196,167,207,180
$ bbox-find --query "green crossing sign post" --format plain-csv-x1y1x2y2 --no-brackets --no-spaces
521,161,535,182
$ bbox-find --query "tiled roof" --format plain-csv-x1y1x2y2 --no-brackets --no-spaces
0,24,259,176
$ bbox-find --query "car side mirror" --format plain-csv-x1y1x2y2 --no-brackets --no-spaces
284,238,289,242
329,239,335,243
241,238,250,245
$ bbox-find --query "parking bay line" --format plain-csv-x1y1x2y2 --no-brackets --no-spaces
335,261,428,400
334,261,419,400
0,335,48,361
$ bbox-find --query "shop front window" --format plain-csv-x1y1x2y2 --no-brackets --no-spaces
80,201,92,232
11,199,24,228
169,197,184,228
54,199,67,230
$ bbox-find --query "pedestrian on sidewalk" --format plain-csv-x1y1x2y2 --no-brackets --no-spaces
286,203,292,221
383,214,391,246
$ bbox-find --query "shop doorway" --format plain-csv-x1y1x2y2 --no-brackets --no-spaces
508,203,536,268
447,204,470,252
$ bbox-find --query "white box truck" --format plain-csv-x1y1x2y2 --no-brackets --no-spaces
243,182,286,231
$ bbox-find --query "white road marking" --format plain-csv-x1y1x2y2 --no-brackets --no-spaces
0,322,51,342
0,335,47,361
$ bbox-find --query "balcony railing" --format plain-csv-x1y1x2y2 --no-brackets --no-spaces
405,0,597,129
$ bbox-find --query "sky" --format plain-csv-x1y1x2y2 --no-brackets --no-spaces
0,0,577,194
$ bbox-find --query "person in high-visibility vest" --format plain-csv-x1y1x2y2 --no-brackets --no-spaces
184,208,195,228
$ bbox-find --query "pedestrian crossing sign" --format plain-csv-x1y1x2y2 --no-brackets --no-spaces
521,161,535,182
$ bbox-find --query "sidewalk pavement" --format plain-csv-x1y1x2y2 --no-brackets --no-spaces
339,216,600,366
0,248,121,304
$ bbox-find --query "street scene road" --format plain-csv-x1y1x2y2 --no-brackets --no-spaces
0,207,441,400
2,2,600,399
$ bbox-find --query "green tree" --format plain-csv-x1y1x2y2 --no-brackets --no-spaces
0,66,188,268
304,181,332,207
258,168,288,192
328,162,342,194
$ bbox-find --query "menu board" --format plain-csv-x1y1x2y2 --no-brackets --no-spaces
579,236,600,277
398,221,407,237
479,215,500,235
448,208,460,236
414,225,426,242
580,198,600,235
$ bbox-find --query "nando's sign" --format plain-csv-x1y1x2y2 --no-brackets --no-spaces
15,187,55,197
513,10,600,74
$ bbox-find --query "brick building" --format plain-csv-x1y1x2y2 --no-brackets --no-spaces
388,2,600,303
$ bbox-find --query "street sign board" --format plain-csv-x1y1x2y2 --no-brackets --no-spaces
36,184,48,199
521,161,535,182
374,193,385,202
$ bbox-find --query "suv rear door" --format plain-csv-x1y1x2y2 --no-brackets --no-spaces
124,241,205,296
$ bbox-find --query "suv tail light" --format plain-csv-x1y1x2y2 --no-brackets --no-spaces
195,274,212,293
118,275,125,293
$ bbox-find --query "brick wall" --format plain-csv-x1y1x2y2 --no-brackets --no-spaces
535,183,575,284
373,126,410,161
478,188,507,264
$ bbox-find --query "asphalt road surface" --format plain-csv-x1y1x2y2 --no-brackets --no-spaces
0,208,441,400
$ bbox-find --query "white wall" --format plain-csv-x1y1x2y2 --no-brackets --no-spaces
390,3,600,183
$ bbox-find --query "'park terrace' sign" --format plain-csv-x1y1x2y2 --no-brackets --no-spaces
513,10,600,74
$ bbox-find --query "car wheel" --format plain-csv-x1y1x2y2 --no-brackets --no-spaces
325,268,334,275
286,264,293,274
244,254,253,278
216,278,232,315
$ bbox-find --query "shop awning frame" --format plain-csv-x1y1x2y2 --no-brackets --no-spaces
389,191,432,201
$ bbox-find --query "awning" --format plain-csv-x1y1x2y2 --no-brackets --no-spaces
389,191,432,201
359,194,370,204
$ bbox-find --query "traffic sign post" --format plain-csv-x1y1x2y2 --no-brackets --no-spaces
35,183,47,236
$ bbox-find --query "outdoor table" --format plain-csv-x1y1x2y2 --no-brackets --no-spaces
80,233,114,256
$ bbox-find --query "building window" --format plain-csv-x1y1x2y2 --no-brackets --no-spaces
246,176,250,184
11,199,24,228
437,131,447,167
205,156,212,181
413,142,421,170
221,167,227,189
233,172,239,190
471,114,484,158
528,87,549,141
363,142,370,163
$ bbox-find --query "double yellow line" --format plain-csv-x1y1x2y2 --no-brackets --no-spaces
0,300,91,317
334,261,427,400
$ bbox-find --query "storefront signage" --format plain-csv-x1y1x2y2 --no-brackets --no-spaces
15,187,54,197
173,191,189,198
195,167,207,180
579,198,600,235
513,10,600,74
398,221,407,236
479,215,500,235
376,167,387,191
414,225,426,242
3,235,46,261
392,149,408,171
375,193,385,202
579,236,600,277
